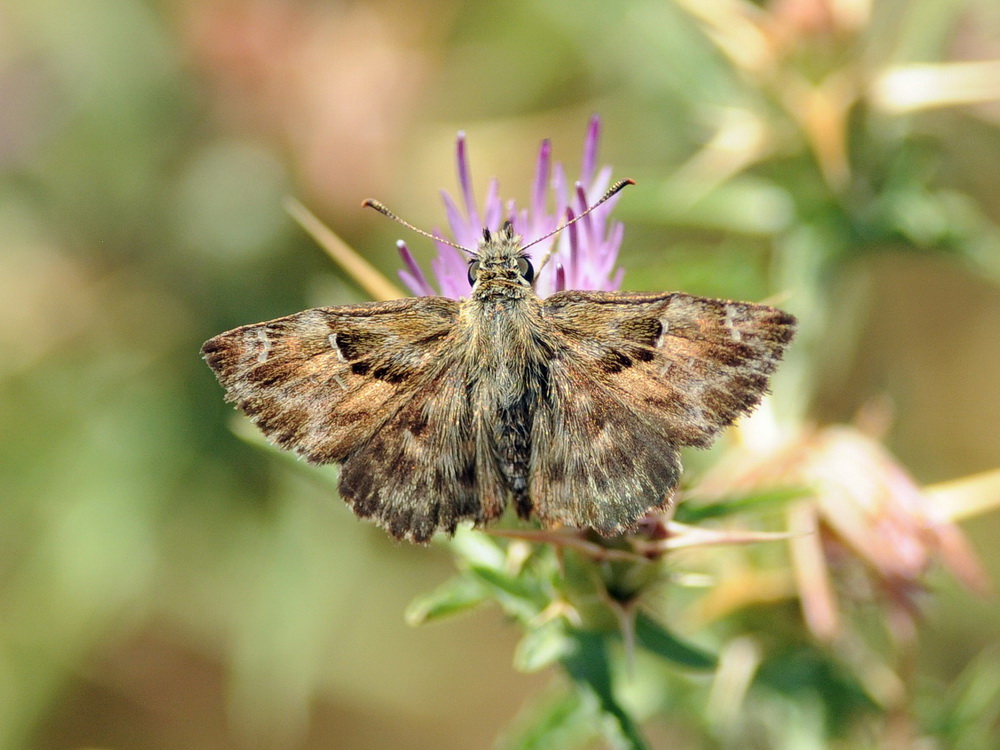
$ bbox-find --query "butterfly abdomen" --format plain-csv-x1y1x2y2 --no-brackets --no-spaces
492,359,549,519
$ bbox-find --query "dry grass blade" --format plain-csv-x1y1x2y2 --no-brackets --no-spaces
285,197,406,302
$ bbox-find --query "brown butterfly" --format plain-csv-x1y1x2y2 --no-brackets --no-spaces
202,181,796,543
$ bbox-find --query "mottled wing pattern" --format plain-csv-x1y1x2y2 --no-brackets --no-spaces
338,360,507,543
201,296,497,542
531,290,796,534
201,297,458,462
529,368,682,535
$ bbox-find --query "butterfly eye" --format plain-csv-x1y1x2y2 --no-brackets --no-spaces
467,260,481,286
517,257,535,283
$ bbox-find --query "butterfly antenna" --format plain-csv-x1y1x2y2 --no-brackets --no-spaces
362,199,471,253
524,179,635,274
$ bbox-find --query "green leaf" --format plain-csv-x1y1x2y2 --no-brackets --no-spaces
467,563,540,602
561,630,651,750
920,645,1000,747
497,688,597,750
755,643,879,736
514,619,573,673
404,575,488,626
674,486,808,523
448,526,506,568
633,612,717,671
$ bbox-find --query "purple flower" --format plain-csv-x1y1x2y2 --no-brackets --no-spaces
396,115,626,299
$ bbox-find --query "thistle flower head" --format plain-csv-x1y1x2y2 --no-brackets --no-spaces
396,115,626,299
696,424,989,641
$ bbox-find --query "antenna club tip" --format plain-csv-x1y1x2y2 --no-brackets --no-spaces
363,199,395,219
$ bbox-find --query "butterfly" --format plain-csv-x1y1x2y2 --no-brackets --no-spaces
202,181,796,543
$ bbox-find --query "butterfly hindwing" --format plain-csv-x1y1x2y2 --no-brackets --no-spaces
529,357,681,535
338,360,509,543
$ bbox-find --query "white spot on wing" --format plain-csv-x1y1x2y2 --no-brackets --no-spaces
723,305,742,342
656,318,670,349
255,328,272,363
329,333,348,362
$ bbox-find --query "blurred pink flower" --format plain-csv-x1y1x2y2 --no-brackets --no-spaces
181,0,430,209
396,116,626,299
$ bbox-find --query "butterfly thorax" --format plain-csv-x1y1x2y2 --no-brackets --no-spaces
463,224,551,381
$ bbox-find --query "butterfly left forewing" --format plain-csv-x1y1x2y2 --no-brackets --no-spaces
542,290,796,445
531,290,795,534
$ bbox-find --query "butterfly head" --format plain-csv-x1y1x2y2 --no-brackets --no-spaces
467,221,535,293
365,179,635,301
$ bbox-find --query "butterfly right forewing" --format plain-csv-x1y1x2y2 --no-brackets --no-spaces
201,296,461,464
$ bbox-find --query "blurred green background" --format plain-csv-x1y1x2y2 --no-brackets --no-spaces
3,0,1000,748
